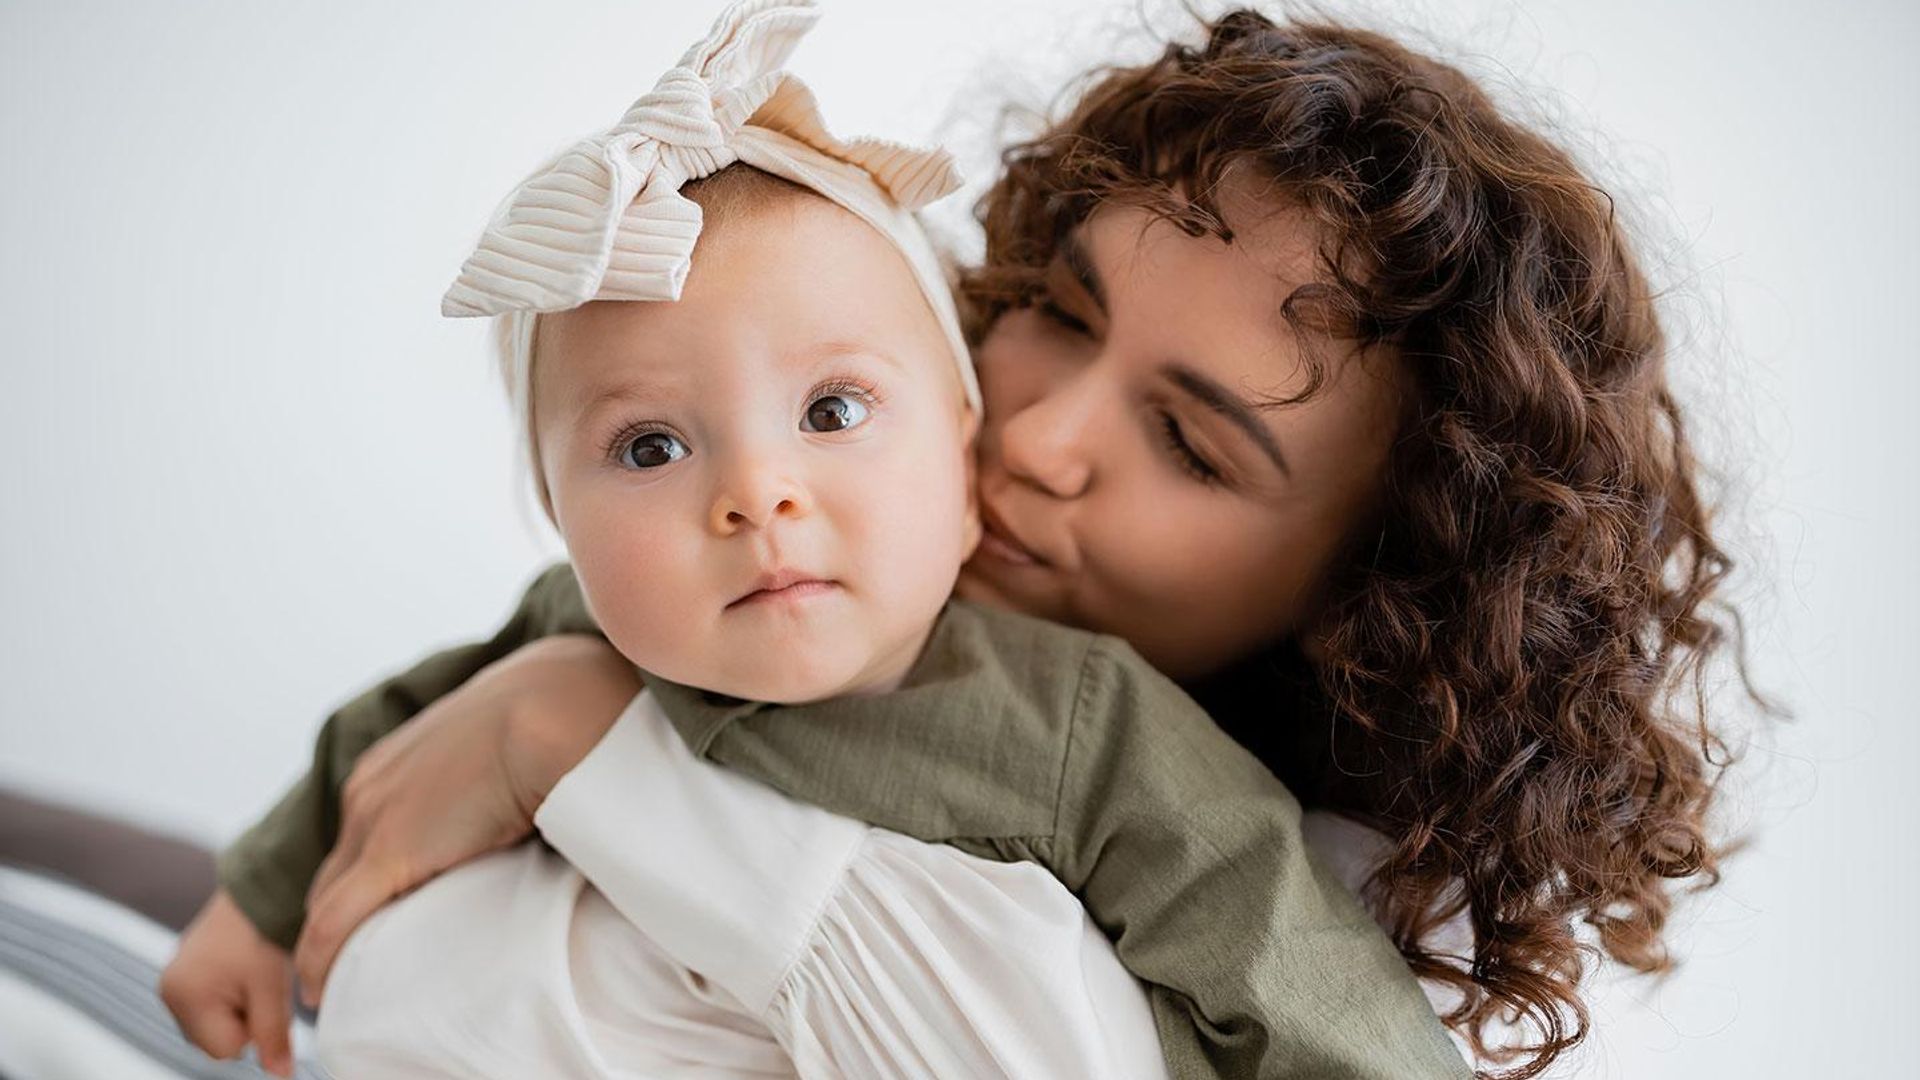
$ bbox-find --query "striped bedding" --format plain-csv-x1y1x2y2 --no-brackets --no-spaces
0,864,326,1080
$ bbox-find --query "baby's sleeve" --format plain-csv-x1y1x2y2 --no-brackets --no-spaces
215,560,599,949
536,692,1171,1080
1046,640,1471,1080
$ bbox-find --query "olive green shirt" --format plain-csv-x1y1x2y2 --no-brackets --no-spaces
220,562,1468,1079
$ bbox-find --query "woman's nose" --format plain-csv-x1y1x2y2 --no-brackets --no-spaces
994,369,1101,499
708,451,812,535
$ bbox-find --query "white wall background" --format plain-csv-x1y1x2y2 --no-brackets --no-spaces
2,0,1914,1075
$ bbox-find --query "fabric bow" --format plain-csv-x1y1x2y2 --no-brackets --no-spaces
440,0,964,318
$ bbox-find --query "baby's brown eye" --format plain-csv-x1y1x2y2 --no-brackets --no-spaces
801,394,869,433
624,431,688,468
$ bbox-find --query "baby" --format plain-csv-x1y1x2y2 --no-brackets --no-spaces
163,2,1466,1078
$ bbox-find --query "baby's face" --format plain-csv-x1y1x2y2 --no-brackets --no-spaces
532,197,978,702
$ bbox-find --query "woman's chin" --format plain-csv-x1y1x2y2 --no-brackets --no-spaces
955,559,1053,621
953,561,1008,608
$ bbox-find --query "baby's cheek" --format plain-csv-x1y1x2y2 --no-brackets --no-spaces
865,429,965,537
875,449,973,605
563,513,703,662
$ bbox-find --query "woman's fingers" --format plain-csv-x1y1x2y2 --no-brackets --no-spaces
294,860,403,1007
245,962,295,1078
306,842,350,911
310,750,387,906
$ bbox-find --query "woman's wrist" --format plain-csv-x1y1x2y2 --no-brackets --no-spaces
498,634,643,818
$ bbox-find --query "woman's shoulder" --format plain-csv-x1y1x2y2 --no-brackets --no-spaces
1299,809,1394,894
1300,810,1473,955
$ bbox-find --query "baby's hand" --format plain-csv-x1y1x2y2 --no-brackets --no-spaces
160,887,295,1078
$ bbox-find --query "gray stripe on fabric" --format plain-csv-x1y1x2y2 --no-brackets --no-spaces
0,890,326,1079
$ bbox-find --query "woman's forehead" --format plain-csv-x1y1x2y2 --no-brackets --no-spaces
1080,178,1324,298
1063,190,1403,471
1075,200,1328,391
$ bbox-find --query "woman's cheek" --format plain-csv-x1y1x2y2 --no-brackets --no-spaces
974,314,1072,416
1093,494,1316,675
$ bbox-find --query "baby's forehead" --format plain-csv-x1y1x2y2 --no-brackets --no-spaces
560,336,898,407
531,208,965,414
533,307,963,435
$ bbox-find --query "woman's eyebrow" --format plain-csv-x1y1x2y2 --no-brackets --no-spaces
1161,363,1292,477
1061,231,1107,309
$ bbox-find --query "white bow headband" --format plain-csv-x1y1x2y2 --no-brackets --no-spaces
442,0,980,440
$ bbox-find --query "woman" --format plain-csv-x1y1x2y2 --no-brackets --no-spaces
270,10,1754,1078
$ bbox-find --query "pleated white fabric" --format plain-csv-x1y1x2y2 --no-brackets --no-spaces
314,691,1168,1079
771,833,1167,1078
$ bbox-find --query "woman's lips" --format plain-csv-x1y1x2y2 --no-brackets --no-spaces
975,506,1052,569
976,525,1040,567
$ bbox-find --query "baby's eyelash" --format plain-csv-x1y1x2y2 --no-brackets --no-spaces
602,419,672,463
808,375,884,408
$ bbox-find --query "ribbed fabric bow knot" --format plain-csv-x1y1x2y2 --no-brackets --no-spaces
439,0,966,328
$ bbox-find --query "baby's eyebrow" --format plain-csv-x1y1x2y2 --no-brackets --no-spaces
572,379,670,426
570,342,902,425
790,339,905,374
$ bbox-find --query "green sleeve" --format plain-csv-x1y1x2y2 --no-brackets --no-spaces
215,561,600,950
1046,640,1470,1080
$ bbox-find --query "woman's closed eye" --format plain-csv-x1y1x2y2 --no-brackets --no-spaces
1155,410,1222,485
1028,287,1222,485
1036,296,1093,337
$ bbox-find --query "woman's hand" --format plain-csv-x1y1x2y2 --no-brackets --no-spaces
291,633,641,1006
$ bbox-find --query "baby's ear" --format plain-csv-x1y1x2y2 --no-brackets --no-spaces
959,407,983,558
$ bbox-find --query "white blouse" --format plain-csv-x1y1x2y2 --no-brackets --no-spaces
314,690,1470,1077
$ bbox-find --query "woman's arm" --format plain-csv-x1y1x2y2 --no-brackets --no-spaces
288,631,640,1004
213,562,613,947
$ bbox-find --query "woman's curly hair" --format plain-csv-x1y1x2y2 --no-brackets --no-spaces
959,9,1765,1077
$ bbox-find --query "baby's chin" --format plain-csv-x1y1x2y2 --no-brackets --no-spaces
655,647,893,705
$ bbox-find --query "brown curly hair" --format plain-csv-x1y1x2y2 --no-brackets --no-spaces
958,9,1765,1077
